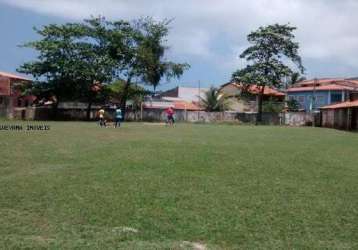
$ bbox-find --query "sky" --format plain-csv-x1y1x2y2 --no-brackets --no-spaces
0,0,358,90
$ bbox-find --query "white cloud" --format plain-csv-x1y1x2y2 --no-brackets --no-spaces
2,0,358,77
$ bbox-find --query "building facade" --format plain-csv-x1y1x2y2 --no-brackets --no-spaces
219,82,285,112
0,71,33,118
287,79,358,111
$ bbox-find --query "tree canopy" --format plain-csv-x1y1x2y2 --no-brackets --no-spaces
18,16,189,119
232,24,304,123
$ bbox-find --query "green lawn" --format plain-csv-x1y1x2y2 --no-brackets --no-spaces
1,122,358,249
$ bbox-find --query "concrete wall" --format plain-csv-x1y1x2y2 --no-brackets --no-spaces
0,96,13,119
284,112,317,126
10,106,323,128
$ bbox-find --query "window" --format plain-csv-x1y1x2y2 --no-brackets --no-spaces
298,96,305,103
316,96,325,105
331,93,342,103
17,99,22,107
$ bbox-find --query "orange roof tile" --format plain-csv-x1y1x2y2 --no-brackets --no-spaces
0,71,31,81
225,82,284,97
320,100,358,109
173,101,203,111
246,85,285,96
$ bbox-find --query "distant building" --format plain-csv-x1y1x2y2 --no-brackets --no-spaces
0,71,34,118
142,86,208,111
219,82,285,112
321,100,358,130
159,86,209,103
287,78,358,111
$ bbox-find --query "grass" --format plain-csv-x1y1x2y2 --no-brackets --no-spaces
0,122,358,249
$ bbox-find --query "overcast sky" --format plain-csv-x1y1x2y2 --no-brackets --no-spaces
1,0,357,89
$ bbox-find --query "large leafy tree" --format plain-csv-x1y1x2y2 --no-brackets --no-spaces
232,24,304,123
18,20,114,119
200,87,229,112
107,18,189,117
107,80,148,111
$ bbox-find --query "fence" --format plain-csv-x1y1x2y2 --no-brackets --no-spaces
11,106,321,127
321,108,358,130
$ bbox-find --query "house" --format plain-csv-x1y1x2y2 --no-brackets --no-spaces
219,82,285,112
287,78,358,111
145,86,208,111
159,86,209,103
320,100,358,130
142,98,202,111
0,71,34,118
320,89,358,130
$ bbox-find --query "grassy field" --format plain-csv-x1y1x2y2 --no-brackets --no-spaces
0,122,358,249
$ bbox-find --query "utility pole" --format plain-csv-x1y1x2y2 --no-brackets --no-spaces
312,78,318,127
313,78,317,111
198,80,201,121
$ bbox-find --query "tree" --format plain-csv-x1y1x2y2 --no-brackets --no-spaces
107,18,189,118
232,24,304,124
18,24,83,118
287,71,306,87
18,20,114,120
107,80,148,111
138,18,190,92
200,87,228,112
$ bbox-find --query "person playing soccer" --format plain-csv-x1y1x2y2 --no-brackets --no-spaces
114,106,122,128
165,107,175,126
98,107,106,127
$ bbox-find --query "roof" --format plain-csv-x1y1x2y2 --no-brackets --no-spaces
173,101,202,111
0,71,31,82
143,100,202,111
320,100,358,109
221,82,285,97
287,84,355,92
294,78,358,88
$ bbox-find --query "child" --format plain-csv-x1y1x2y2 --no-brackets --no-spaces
165,107,175,125
114,107,122,128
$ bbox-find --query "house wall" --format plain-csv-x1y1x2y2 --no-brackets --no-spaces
0,96,13,118
226,97,257,112
159,87,179,98
220,84,241,96
287,90,346,111
321,108,358,130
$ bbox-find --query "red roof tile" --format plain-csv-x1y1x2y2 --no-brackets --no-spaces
287,84,354,92
295,78,358,88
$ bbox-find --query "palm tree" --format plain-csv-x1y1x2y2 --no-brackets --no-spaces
200,87,229,112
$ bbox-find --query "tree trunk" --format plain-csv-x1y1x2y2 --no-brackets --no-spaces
256,85,265,125
86,100,93,121
119,75,132,120
51,96,60,120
